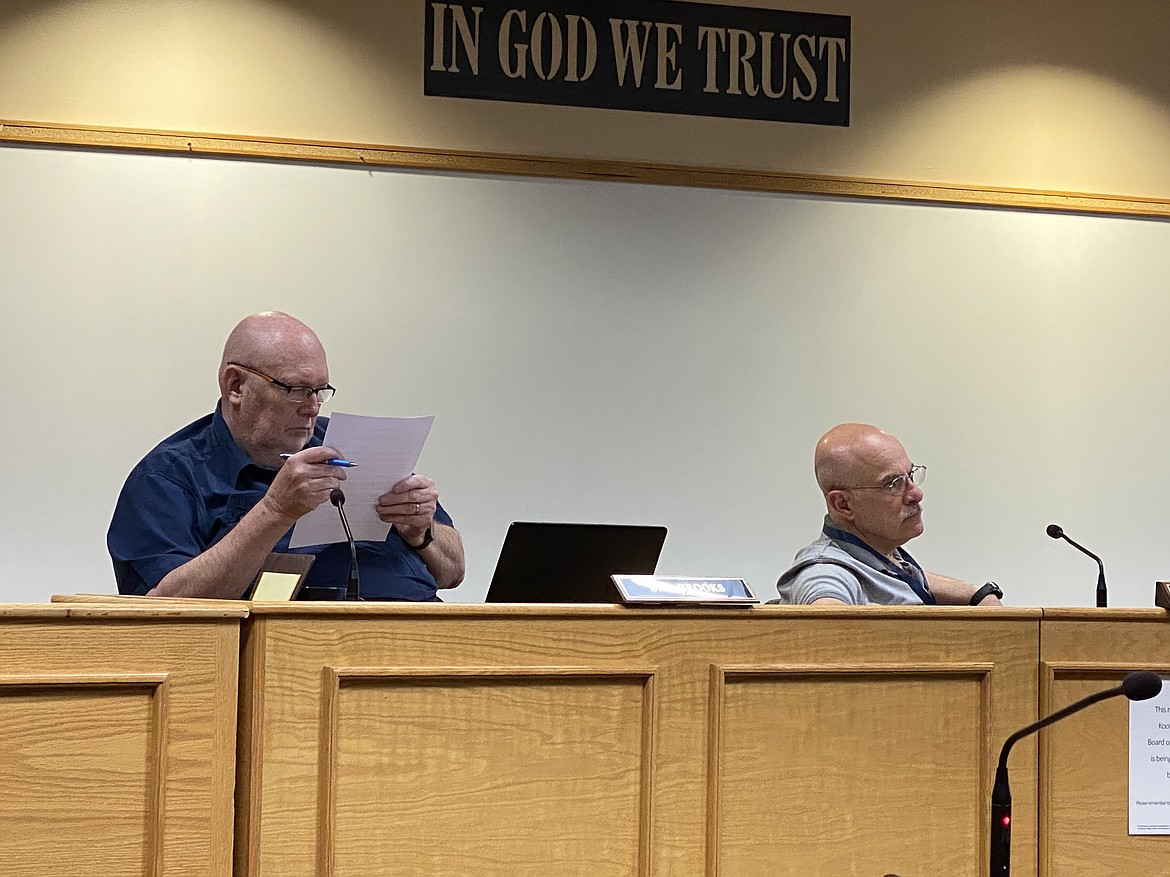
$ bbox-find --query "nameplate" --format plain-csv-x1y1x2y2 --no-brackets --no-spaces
612,575,757,605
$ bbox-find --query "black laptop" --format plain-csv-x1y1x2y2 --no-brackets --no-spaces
485,522,668,603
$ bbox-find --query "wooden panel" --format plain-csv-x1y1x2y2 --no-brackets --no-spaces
1038,610,1170,877
0,605,242,877
323,669,651,876
237,610,673,877
714,667,990,877
1,681,161,876
237,604,1040,877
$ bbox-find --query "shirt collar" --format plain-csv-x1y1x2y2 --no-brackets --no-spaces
208,403,267,489
821,516,935,603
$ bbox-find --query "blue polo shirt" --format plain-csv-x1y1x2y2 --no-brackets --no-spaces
107,405,452,600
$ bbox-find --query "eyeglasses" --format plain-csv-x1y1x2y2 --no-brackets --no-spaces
228,362,336,405
841,464,927,496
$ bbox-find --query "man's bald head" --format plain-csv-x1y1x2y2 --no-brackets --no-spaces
219,311,324,383
814,423,905,494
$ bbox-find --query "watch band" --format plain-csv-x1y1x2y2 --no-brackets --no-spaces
404,520,434,552
969,581,1003,606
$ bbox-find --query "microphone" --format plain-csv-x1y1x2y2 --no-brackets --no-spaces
1046,523,1108,607
330,488,361,601
990,670,1163,876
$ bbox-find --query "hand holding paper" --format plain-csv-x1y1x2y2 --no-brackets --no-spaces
288,413,435,548
374,473,439,540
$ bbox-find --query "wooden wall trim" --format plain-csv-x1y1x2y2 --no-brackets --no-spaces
4,119,1169,220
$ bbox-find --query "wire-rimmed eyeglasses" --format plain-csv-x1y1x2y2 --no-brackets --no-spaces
841,464,926,496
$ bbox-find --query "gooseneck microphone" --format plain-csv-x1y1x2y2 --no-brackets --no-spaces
1046,523,1108,607
990,671,1163,876
330,488,362,601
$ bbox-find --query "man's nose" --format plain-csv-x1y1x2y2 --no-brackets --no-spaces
905,482,924,503
298,394,323,414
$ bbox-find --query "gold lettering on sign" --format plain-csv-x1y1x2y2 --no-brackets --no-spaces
609,19,654,88
697,26,727,94
500,9,527,79
819,36,847,103
431,3,447,72
759,32,790,98
654,22,683,90
727,28,757,96
430,3,482,75
431,6,848,116
565,14,598,82
792,33,817,100
530,12,563,81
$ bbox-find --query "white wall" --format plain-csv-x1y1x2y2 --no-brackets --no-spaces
2,143,1168,606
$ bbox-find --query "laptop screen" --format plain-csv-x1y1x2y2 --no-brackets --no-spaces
484,522,668,603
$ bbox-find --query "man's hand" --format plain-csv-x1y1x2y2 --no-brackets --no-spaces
260,446,348,522
148,445,347,600
376,474,438,546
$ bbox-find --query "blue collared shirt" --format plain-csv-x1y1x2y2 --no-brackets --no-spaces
107,405,451,600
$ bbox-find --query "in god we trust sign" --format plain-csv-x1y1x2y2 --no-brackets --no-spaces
424,0,850,125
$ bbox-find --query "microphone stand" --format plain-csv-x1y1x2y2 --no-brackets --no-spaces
1046,524,1108,607
990,671,1163,876
330,489,362,601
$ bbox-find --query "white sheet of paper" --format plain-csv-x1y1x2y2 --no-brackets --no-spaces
288,412,435,548
1129,676,1170,834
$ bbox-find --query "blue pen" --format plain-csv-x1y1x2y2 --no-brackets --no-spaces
279,453,357,467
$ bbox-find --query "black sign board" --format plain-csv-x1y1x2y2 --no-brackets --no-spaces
424,0,850,126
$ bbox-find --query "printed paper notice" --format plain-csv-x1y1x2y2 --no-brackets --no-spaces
1130,676,1170,834
288,412,434,548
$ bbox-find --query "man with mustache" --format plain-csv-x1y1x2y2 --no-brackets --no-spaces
775,423,1002,606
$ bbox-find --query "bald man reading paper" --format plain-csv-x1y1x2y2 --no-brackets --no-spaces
775,424,1002,606
107,311,465,600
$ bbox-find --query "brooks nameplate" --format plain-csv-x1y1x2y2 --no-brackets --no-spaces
611,575,757,605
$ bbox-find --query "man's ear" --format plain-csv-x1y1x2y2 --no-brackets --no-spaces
826,489,854,521
221,365,245,404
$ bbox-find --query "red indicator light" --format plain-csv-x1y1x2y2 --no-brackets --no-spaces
1001,815,1011,827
